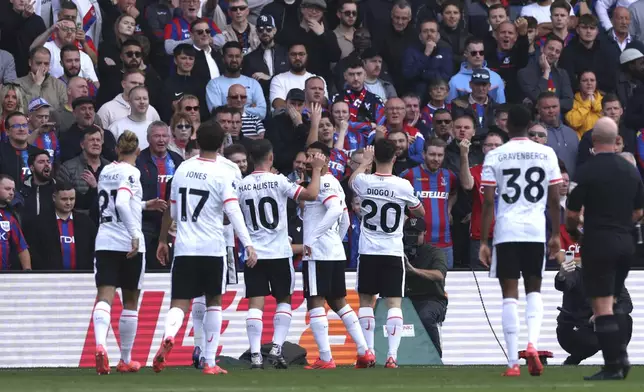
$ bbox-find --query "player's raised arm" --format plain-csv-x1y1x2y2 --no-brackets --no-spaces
305,191,344,248
458,139,475,190
349,145,374,189
297,153,325,201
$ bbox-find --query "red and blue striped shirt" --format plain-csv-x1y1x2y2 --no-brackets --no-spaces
329,148,348,181
31,131,60,165
57,215,77,270
400,165,457,248
0,208,28,269
164,17,221,41
152,154,176,199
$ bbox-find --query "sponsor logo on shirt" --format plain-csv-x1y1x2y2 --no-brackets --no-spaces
416,191,448,199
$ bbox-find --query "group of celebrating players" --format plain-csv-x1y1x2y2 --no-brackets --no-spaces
85,103,639,380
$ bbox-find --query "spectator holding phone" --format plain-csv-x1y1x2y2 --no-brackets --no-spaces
26,98,60,168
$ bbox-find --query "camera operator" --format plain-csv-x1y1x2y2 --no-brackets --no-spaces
404,217,448,358
555,257,633,365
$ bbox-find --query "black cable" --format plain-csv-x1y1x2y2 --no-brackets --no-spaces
471,266,508,361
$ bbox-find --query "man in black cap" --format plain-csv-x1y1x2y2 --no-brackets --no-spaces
265,88,310,174
242,14,290,100
451,69,498,135
403,216,448,358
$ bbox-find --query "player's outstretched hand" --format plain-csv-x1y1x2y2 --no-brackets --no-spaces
479,243,491,268
127,238,140,259
245,246,258,268
146,198,168,211
362,145,374,164
547,237,561,260
157,242,169,266
311,152,326,170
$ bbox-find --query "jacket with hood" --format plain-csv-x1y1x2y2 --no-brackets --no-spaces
447,62,506,104
451,93,498,135
17,177,55,223
564,91,603,139
402,40,453,99
517,58,574,113
261,0,303,33
559,36,619,93
439,22,471,74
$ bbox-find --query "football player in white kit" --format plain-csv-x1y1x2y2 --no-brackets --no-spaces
479,105,562,377
349,140,425,368
301,141,375,370
154,122,257,375
238,139,326,369
92,130,166,375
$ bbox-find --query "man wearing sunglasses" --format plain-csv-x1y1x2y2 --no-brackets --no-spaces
447,37,506,104
333,0,359,60
163,0,224,55
242,14,289,99
222,0,260,55
43,19,98,85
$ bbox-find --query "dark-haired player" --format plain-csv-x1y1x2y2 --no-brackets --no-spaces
301,141,375,369
349,139,425,369
238,139,326,369
479,105,562,377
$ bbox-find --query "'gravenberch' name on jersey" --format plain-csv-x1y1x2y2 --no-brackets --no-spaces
497,152,549,162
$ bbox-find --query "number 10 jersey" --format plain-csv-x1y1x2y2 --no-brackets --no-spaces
481,138,562,245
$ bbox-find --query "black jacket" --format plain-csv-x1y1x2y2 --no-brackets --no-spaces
0,5,46,77
23,211,96,271
439,23,472,75
555,268,632,327
485,35,530,104
615,70,640,111
160,73,209,122
261,0,303,34
577,122,637,168
624,84,644,131
135,148,183,235
192,48,224,85
242,44,290,98
17,177,55,223
0,142,40,191
59,124,117,163
451,94,498,135
373,24,418,91
265,113,310,175
559,37,619,93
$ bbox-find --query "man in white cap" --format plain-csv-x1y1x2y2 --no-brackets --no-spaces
617,48,644,109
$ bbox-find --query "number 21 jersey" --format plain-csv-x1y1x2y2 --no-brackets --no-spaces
481,138,562,245
352,173,422,257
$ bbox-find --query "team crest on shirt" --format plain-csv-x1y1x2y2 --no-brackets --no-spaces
128,175,135,184
168,159,175,170
324,183,330,188
349,134,357,144
0,221,10,232
232,181,237,190
410,218,417,226
440,176,446,186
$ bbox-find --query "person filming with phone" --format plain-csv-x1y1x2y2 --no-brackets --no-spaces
26,98,60,168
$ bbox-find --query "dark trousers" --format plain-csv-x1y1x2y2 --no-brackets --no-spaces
410,298,447,358
451,220,470,267
557,315,633,365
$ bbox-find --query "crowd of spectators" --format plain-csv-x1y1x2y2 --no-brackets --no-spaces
0,0,643,273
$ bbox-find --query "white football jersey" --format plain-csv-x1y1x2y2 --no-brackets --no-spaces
481,138,562,245
303,173,346,261
95,162,145,252
238,171,303,259
352,173,422,257
170,156,240,257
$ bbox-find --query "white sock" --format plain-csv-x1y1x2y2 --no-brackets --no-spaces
386,308,403,360
525,292,543,348
309,307,332,362
272,303,292,347
163,307,185,340
192,297,206,350
93,301,111,348
338,305,367,355
502,298,520,367
119,309,138,363
358,307,375,351
204,306,222,367
246,308,263,354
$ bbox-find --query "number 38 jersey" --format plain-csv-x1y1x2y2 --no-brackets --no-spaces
481,138,562,245
95,162,145,253
171,156,240,257
238,171,303,259
352,173,422,257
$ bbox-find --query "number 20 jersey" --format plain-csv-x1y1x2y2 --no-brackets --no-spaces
352,173,422,257
481,138,562,245
238,171,303,259
95,162,145,253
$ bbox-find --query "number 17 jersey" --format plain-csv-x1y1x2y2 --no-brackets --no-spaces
481,138,562,245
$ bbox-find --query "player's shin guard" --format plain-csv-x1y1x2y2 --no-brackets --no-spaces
594,315,623,370
309,307,332,362
93,301,111,347
338,305,367,356
119,309,138,363
502,298,520,367
273,303,292,348
385,308,403,360
192,297,207,350
164,307,185,339
358,307,375,351
246,308,263,354
525,292,543,348
204,306,223,367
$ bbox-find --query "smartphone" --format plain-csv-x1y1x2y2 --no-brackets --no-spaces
564,251,575,263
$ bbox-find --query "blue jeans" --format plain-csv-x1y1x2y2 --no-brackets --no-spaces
441,247,454,269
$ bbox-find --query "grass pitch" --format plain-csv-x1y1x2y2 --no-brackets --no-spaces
1,366,643,392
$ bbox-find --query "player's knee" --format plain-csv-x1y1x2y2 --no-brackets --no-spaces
248,296,266,310
121,289,140,310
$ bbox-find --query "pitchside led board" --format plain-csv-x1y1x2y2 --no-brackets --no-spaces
1,271,643,368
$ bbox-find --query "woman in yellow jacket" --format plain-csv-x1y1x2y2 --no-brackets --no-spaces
565,71,603,139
